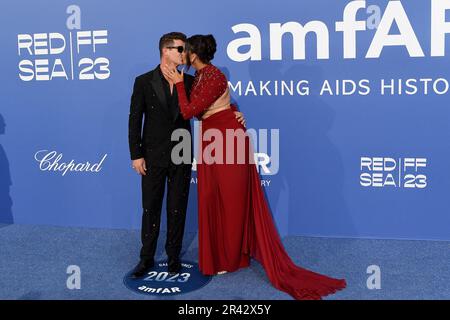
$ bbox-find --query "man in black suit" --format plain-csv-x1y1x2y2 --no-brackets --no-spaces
128,32,245,277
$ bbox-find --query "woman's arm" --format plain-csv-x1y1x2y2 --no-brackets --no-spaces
175,71,227,120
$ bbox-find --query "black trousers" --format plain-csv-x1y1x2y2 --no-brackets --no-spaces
140,162,191,261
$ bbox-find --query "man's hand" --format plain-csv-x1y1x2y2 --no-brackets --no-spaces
132,158,147,176
234,111,246,128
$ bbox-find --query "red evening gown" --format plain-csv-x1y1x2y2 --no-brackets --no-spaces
175,64,346,300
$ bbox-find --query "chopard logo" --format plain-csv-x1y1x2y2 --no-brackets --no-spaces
34,150,107,176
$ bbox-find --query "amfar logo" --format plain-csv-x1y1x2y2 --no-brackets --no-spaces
34,150,107,176
123,261,212,296
190,152,276,175
360,157,427,188
227,0,450,61
17,5,110,81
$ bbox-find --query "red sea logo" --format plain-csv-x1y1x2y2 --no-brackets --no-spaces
17,5,110,82
123,260,212,296
360,157,427,188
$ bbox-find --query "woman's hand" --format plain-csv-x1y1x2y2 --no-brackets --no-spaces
162,64,184,84
234,111,246,128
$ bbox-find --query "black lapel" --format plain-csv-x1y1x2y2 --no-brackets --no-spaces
150,65,167,109
171,85,180,121
183,73,192,95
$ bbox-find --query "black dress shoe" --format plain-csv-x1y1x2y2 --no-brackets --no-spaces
168,257,181,275
131,259,154,278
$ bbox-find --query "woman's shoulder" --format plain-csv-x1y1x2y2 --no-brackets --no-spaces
207,64,227,82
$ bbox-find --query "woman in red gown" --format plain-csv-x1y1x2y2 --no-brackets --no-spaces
163,34,346,300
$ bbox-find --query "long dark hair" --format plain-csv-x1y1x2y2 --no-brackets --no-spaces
185,34,217,68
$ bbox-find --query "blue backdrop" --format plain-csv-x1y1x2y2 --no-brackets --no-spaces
1,0,449,240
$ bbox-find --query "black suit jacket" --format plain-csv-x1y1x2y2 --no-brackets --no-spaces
128,65,194,167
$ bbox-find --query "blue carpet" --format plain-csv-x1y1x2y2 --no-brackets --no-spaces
0,224,448,299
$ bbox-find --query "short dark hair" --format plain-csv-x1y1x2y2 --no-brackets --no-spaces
159,32,187,57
